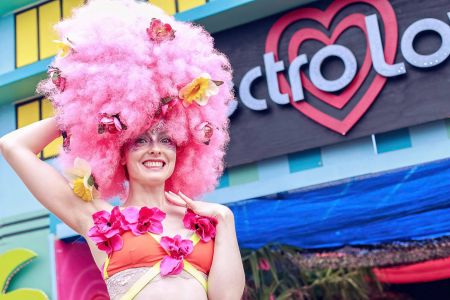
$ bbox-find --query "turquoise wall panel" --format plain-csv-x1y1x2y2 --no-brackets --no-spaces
288,148,322,173
228,163,259,186
217,169,229,189
375,128,412,153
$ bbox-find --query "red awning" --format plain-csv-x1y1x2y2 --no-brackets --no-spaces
373,257,450,284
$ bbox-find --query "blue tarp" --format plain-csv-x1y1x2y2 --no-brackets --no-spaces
228,158,450,249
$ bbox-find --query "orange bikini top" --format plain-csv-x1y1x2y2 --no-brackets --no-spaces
87,206,217,291
103,230,214,278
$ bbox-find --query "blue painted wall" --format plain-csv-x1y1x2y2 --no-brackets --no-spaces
0,103,53,219
0,15,14,74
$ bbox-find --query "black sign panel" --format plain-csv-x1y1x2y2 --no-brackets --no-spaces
214,0,450,167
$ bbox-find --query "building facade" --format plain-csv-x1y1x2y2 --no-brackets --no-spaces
1,0,449,299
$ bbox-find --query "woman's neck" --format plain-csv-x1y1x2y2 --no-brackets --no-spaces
124,181,168,210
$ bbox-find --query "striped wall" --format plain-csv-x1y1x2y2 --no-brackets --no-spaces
0,211,52,298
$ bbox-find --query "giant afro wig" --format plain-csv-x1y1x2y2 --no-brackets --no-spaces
37,0,233,201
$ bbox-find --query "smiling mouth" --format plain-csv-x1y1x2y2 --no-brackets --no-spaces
142,160,166,170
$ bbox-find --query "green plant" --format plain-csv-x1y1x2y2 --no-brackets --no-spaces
241,244,382,300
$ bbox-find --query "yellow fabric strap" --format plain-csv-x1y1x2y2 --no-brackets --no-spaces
190,232,201,245
120,261,162,300
103,256,110,280
183,260,208,291
149,232,161,243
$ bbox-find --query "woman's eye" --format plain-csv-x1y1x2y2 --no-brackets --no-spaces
161,137,172,144
135,138,147,144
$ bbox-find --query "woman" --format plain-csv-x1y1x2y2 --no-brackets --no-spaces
0,0,245,299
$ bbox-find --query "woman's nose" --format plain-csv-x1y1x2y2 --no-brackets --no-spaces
147,142,162,154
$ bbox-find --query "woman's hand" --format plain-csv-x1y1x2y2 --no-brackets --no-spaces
165,190,245,299
164,190,231,221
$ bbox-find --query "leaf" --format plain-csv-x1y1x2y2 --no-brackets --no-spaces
0,249,48,300
0,289,48,300
262,246,280,283
0,249,37,293
249,251,261,289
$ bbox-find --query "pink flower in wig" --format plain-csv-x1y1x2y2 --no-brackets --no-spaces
61,130,71,152
48,66,66,92
122,206,166,235
157,96,179,117
159,235,193,276
147,18,175,42
97,113,127,134
183,209,218,242
194,121,214,145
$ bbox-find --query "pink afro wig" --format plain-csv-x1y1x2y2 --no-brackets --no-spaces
36,0,233,201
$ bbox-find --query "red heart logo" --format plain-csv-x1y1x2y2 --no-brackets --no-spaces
265,0,399,135
289,13,370,110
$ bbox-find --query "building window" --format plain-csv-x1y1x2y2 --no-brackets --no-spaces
372,128,412,154
15,0,85,68
15,98,62,160
288,148,322,173
14,0,207,68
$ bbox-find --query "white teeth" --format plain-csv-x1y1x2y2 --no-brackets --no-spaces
143,161,164,168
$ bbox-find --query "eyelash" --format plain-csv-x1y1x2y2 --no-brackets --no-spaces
135,137,173,145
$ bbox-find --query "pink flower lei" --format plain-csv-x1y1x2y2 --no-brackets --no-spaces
87,206,166,255
87,206,218,269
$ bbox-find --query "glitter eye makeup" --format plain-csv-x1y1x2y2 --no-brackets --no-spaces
129,133,176,151
160,136,176,150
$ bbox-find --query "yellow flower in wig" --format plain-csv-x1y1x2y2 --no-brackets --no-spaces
53,37,74,58
179,73,223,106
64,157,98,202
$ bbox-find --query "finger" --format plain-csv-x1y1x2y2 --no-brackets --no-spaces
166,197,185,207
177,191,194,204
177,191,196,210
168,190,186,203
165,191,187,207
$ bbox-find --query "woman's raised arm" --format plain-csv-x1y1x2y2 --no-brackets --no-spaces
0,117,107,235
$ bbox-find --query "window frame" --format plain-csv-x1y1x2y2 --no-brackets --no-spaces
14,0,87,68
15,96,60,160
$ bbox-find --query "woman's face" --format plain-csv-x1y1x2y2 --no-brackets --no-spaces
122,128,177,186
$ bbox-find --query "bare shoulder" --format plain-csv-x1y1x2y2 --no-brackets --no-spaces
211,203,234,225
